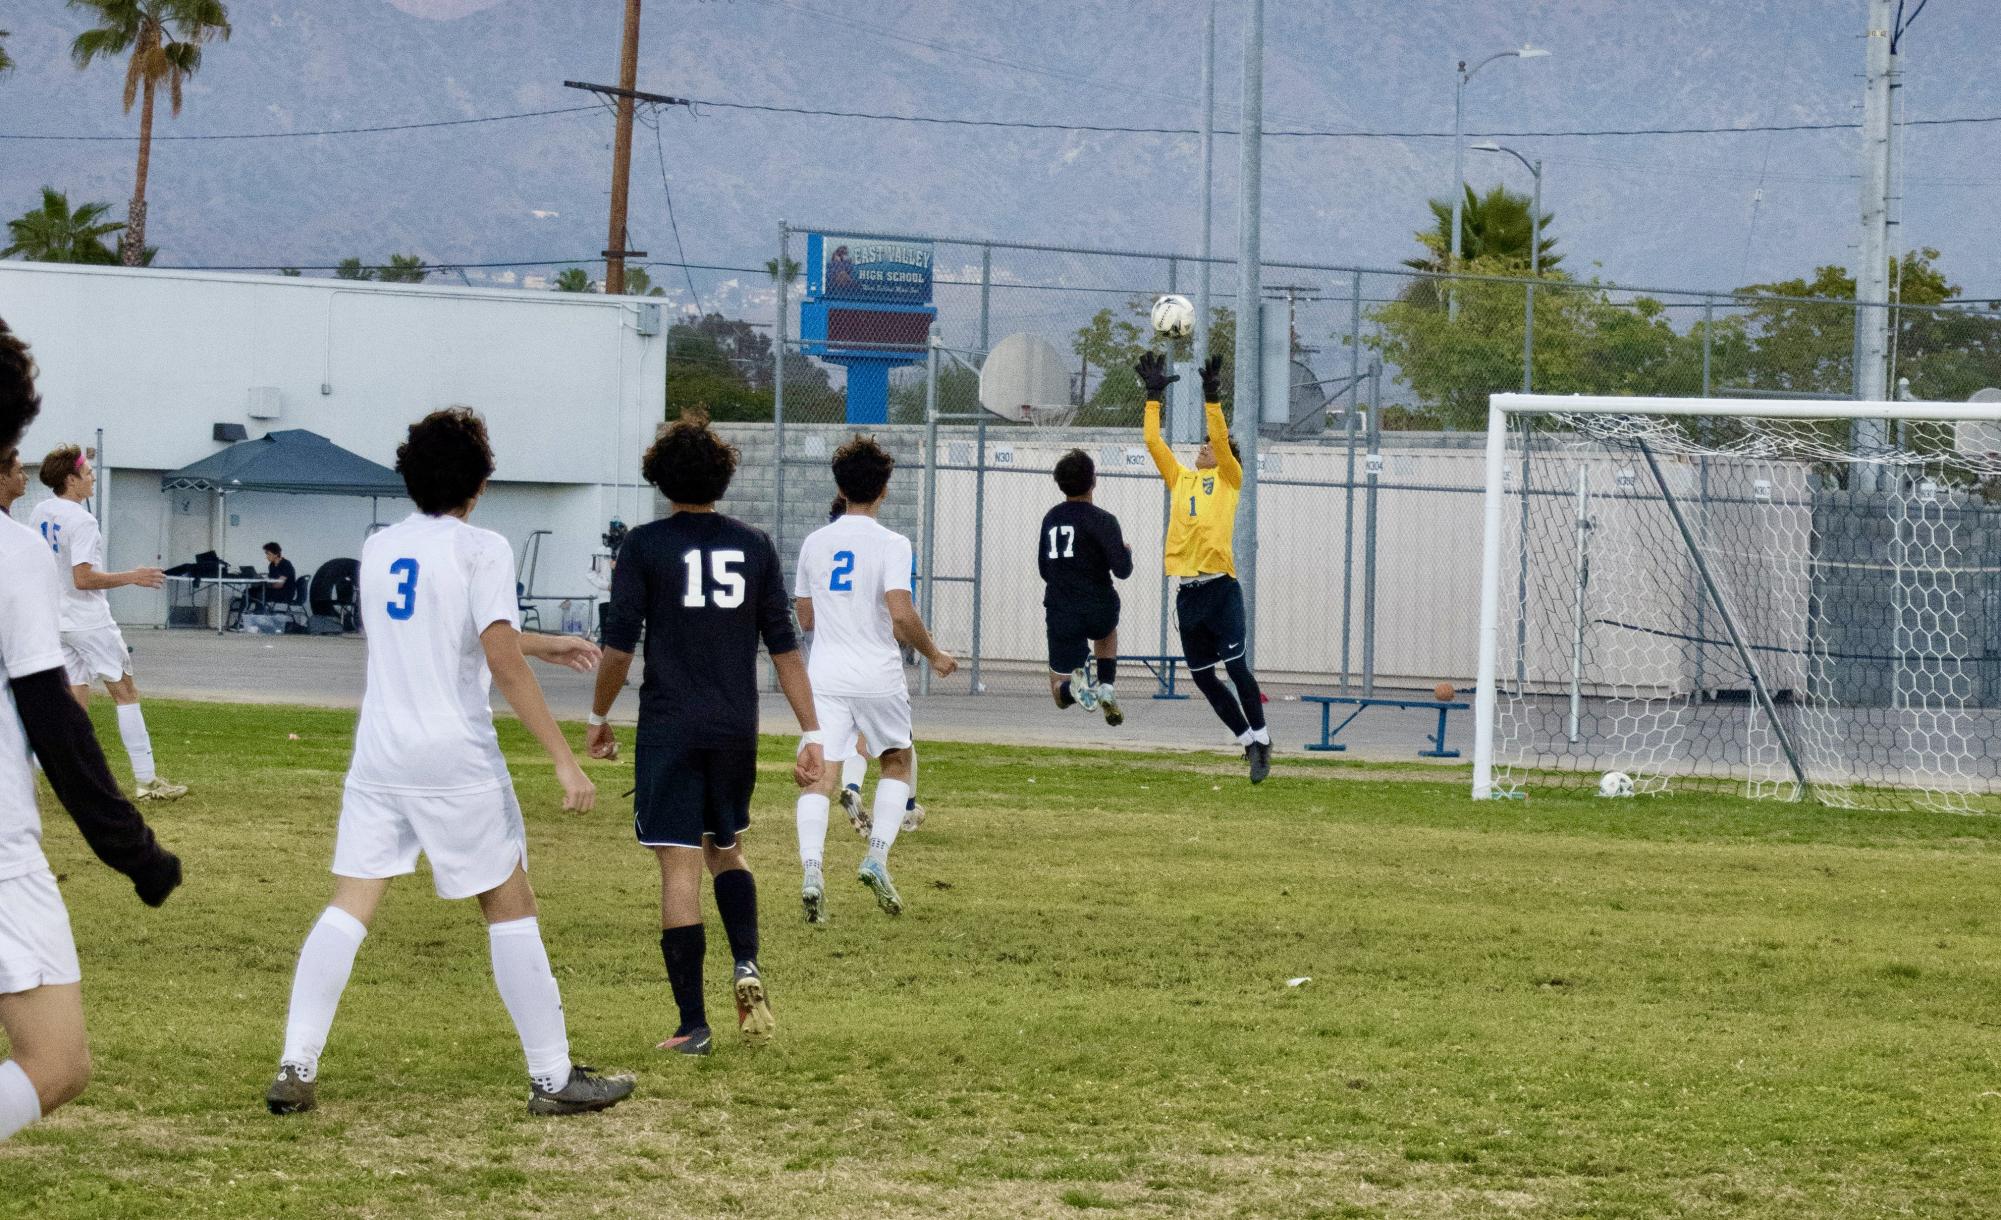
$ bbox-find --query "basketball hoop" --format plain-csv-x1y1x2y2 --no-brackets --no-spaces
980,333,1074,429
1020,403,1080,428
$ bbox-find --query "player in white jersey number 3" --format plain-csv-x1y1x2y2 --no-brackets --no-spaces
793,436,955,922
264,408,634,1117
26,445,186,801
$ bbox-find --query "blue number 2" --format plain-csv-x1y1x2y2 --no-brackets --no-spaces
38,521,60,555
829,550,855,592
386,557,420,620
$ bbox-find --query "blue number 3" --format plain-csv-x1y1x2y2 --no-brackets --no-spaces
829,550,855,592
386,557,420,620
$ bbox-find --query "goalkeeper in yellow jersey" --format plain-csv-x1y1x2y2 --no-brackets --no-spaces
1137,351,1271,783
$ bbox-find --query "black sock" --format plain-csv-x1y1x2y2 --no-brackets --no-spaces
1191,666,1250,737
659,924,707,1035
1096,656,1117,686
712,867,759,966
1225,657,1266,731
1057,680,1076,708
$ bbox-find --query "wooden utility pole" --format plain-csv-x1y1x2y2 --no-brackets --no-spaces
604,0,643,295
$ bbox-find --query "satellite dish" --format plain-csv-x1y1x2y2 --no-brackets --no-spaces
979,333,1076,427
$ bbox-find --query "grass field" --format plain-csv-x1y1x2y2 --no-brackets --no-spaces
4,699,2001,1218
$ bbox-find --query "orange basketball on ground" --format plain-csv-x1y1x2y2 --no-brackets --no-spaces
1434,681,1456,703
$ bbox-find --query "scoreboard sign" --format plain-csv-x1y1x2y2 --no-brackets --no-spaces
806,232,934,305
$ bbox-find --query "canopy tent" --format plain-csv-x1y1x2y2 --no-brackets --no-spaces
160,428,404,497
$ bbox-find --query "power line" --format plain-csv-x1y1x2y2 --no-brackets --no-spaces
648,113,703,313
0,105,600,142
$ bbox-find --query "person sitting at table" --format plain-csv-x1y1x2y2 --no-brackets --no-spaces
259,543,297,608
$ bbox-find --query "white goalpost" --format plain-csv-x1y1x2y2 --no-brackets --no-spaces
1474,392,2001,811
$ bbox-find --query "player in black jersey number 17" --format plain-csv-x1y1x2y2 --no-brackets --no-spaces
1037,450,1134,726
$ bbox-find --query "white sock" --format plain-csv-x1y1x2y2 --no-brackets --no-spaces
487,917,571,1094
867,779,910,865
1236,729,1256,747
114,703,156,784
1252,727,1271,746
796,793,829,873
841,754,867,793
279,906,368,1078
0,1060,41,1140
1098,682,1116,702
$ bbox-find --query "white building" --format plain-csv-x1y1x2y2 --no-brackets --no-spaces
0,263,665,628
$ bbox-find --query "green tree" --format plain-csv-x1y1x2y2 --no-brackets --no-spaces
1070,298,1238,427
552,267,594,293
622,267,666,297
377,253,428,284
1404,184,1560,276
277,266,300,276
0,29,14,75
887,359,980,425
68,0,232,266
766,256,801,286
3,188,124,264
334,256,374,282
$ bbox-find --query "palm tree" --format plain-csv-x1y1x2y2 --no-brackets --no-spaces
68,0,232,266
552,267,595,293
3,188,125,264
622,267,666,297
334,257,374,281
378,253,428,284
0,29,15,75
766,255,802,286
1403,184,1560,276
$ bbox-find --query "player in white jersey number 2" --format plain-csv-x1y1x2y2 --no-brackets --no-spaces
0,318,183,1144
26,444,186,801
264,408,634,1118
793,436,955,921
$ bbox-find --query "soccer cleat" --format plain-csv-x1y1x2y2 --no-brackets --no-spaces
528,1064,636,1116
900,800,926,833
840,784,871,836
734,961,776,1045
1069,668,1099,712
1098,684,1124,727
655,1027,713,1056
857,857,903,916
801,865,827,925
1247,740,1272,785
136,777,188,802
264,1064,317,1115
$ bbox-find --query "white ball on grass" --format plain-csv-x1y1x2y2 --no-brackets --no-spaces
1597,771,1634,798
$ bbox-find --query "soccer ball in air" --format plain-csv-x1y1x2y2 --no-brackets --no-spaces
1597,771,1634,798
1151,294,1196,340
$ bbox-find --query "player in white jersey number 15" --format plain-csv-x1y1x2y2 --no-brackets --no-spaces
793,437,954,923
26,444,187,802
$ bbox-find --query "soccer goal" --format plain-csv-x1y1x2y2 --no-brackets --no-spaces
1472,392,2001,811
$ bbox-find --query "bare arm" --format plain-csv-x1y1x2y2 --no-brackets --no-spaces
794,596,815,633
772,648,824,786
73,562,163,591
481,620,595,811
886,588,955,677
585,646,635,759
519,630,601,673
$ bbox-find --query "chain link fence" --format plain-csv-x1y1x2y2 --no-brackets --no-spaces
693,225,2001,700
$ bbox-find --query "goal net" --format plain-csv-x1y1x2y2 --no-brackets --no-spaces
1473,393,2001,812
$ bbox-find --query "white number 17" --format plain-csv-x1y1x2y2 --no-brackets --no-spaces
682,548,747,608
1046,525,1075,559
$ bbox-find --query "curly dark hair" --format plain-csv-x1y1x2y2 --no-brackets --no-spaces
396,406,495,515
0,318,42,461
642,412,739,505
831,434,894,505
1054,448,1096,497
827,494,848,523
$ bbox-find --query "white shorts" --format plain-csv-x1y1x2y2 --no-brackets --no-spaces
61,625,131,686
332,782,528,900
0,869,83,995
817,692,914,763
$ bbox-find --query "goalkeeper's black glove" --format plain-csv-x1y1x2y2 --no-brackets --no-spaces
1199,354,1224,402
1135,351,1178,399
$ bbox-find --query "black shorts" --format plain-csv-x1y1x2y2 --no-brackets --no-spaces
1045,597,1120,674
1175,576,1247,672
633,738,757,849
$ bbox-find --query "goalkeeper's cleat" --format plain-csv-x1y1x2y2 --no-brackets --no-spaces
1247,740,1272,785
264,1063,317,1114
900,800,926,833
734,960,775,1045
1098,683,1124,727
857,857,903,916
136,777,188,802
655,1027,713,1057
839,784,870,836
528,1064,636,1116
801,865,827,925
1069,668,1099,712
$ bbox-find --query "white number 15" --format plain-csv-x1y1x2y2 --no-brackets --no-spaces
682,548,747,608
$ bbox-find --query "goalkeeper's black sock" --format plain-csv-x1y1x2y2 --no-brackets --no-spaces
1191,666,1250,737
1096,656,1117,686
660,924,707,1035
1225,657,1266,731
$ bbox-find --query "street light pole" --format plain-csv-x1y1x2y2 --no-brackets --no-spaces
1471,141,1542,392
1449,44,1550,319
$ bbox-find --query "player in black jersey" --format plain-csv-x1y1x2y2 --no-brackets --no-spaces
588,414,825,1056
1037,449,1134,725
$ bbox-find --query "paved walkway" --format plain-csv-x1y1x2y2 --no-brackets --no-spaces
123,629,1473,766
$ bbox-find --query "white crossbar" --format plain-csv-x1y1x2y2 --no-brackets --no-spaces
1493,392,2001,423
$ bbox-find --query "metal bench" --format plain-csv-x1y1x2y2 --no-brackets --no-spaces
1302,695,1468,758
1117,654,1189,700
